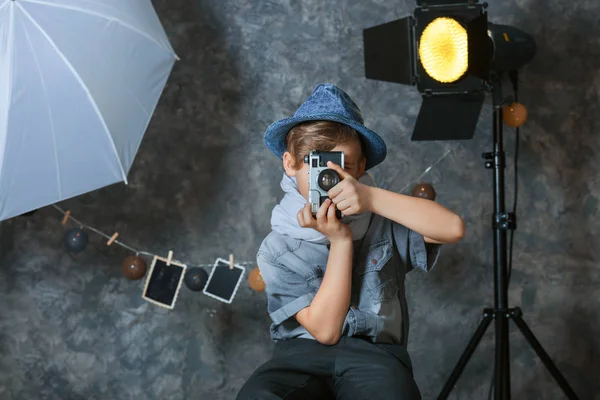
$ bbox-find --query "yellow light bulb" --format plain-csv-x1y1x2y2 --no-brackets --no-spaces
419,17,469,83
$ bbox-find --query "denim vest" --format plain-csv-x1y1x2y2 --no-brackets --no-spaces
257,213,441,346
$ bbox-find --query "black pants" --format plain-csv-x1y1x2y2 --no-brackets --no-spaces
236,337,421,400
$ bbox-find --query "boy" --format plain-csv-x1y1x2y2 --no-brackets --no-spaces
237,84,465,399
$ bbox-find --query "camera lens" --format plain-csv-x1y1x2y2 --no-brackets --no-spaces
318,169,340,191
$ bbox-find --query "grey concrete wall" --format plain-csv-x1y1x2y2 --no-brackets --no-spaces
0,0,598,399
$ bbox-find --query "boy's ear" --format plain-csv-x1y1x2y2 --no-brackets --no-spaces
282,151,297,177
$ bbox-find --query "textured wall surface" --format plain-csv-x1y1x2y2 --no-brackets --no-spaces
1,0,599,399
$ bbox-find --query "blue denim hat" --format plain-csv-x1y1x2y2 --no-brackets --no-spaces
264,83,387,171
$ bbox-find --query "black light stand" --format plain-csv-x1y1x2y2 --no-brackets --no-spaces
437,73,579,400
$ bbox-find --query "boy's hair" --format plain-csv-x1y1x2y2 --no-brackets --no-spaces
286,121,366,169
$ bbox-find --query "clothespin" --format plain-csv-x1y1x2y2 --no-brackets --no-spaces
107,232,119,246
167,250,173,266
229,253,234,270
61,211,71,225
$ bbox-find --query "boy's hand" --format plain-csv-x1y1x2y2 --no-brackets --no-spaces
297,199,351,243
326,161,371,216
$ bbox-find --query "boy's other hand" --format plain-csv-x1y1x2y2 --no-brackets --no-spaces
326,161,371,216
297,199,351,243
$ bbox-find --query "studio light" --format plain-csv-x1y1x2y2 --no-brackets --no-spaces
363,0,536,141
364,2,580,400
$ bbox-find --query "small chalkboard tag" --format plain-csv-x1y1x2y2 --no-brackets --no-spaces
142,255,187,309
203,258,245,304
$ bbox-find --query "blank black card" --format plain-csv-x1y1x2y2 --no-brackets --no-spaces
142,256,186,309
203,258,245,304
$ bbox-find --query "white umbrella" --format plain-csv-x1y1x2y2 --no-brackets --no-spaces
0,0,178,221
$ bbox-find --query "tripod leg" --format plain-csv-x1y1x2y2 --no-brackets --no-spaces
510,308,579,400
495,310,511,400
437,309,494,400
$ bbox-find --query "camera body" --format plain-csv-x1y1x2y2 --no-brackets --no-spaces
303,151,345,219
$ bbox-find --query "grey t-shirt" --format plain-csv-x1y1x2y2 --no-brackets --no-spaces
257,212,441,346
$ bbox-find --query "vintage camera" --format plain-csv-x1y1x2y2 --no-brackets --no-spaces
303,151,345,219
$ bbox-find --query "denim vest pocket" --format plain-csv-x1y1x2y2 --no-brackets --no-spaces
358,240,398,304
362,240,394,273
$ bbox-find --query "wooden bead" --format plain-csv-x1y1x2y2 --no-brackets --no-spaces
184,267,208,292
503,102,528,128
122,256,147,280
248,267,266,292
411,182,436,201
63,228,88,253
